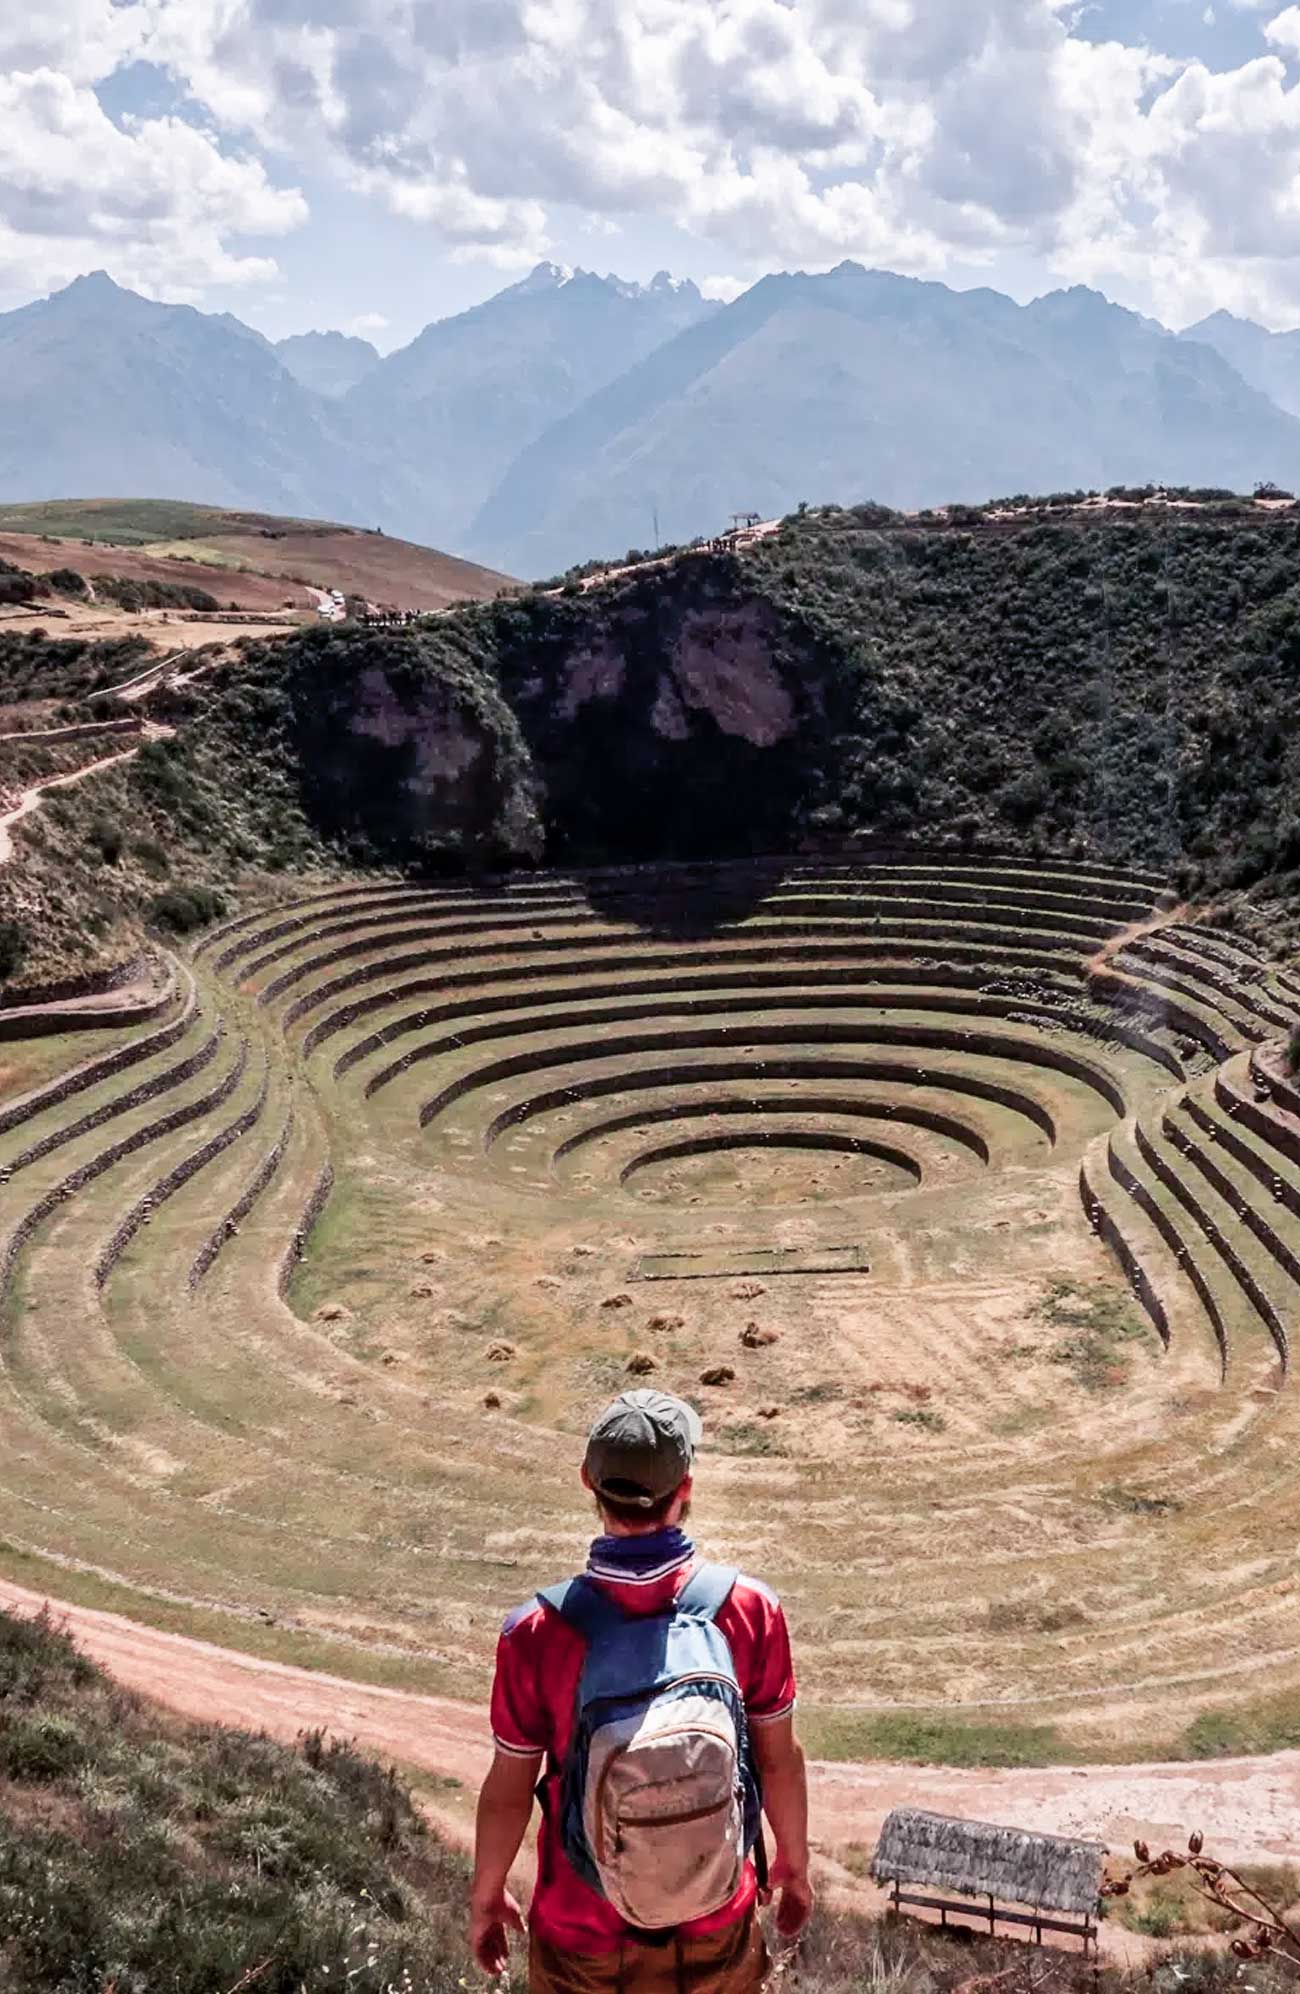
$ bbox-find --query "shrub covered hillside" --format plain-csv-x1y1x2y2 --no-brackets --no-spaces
8,499,1300,993
0,1607,471,1992
458,503,1300,888
223,504,1300,890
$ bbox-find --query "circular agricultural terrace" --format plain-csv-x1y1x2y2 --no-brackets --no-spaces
2,854,1300,1758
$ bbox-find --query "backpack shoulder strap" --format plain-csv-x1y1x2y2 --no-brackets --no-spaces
675,1561,739,1622
537,1576,626,1642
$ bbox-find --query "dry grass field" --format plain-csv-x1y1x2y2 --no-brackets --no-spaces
3,854,1300,1765
0,498,515,610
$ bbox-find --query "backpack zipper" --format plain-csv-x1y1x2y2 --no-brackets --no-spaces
625,1796,736,1831
587,1671,738,1713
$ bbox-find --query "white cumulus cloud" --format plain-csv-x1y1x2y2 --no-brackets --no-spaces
0,63,305,302
8,0,1300,325
1265,5,1300,50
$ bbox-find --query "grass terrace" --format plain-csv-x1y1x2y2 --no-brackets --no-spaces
3,855,1300,1763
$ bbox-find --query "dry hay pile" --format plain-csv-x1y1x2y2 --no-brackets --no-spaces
1,854,1299,1756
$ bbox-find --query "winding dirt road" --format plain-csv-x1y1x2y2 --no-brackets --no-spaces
2,1578,1295,1867
0,744,145,864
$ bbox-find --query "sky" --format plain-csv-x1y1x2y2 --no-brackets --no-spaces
7,0,1300,352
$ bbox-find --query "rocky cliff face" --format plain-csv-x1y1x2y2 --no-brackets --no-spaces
231,622,543,870
238,503,1300,951
478,562,839,863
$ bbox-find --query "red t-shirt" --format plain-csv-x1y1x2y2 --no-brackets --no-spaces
490,1535,797,1955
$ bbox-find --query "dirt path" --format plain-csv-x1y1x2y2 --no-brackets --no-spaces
0,717,141,748
2,1578,1295,1866
0,744,145,863
1087,901,1189,980
99,648,187,701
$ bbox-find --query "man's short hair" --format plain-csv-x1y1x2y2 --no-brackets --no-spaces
595,1482,686,1529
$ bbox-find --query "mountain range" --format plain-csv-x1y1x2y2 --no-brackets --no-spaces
4,263,1300,579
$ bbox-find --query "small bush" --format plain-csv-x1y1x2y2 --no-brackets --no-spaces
0,1608,98,1704
0,920,26,980
86,814,124,864
91,574,219,613
131,836,171,877
892,1407,947,1433
148,884,226,934
0,1712,87,1782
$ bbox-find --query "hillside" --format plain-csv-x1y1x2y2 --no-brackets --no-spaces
11,266,1300,578
275,328,381,398
344,263,715,555
7,1614,1281,1994
0,499,514,613
469,266,1300,576
0,275,395,527
0,1603,472,1992
5,497,1300,999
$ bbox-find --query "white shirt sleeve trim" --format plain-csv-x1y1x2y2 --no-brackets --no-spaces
493,1733,546,1759
747,1699,796,1726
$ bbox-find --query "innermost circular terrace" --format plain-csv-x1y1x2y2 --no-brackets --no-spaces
4,852,1300,1759
618,1125,925,1206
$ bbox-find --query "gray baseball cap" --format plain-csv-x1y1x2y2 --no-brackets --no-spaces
584,1390,703,1507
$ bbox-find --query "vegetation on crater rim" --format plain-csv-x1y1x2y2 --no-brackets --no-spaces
6,498,1300,992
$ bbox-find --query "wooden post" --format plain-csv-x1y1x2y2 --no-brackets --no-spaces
989,1894,996,1938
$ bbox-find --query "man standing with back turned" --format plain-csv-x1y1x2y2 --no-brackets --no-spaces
470,1390,812,1991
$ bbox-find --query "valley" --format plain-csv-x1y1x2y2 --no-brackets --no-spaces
4,497,1300,1800
2,854,1300,1773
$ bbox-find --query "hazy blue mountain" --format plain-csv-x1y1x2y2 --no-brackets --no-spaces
467,265,1300,575
1180,309,1300,422
6,267,1300,579
0,272,387,525
344,263,716,551
276,329,381,398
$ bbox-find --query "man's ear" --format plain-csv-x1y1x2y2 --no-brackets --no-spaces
675,1473,693,1508
580,1463,594,1493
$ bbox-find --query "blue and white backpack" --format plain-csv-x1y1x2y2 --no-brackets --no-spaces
538,1563,765,1931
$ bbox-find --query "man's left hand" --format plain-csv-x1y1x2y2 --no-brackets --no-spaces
469,1886,525,1973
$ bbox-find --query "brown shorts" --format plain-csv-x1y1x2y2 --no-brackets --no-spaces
528,1907,768,1994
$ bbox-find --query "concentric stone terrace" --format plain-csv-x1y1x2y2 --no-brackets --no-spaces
3,855,1300,1756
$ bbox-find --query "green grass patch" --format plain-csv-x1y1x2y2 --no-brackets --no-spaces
0,1545,482,1701
0,499,326,546
1183,1689,1300,1758
1036,1276,1149,1390
892,1407,947,1433
798,1707,1069,1767
0,1604,472,1993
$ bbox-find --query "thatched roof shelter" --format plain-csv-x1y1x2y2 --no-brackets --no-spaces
871,1809,1106,1916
